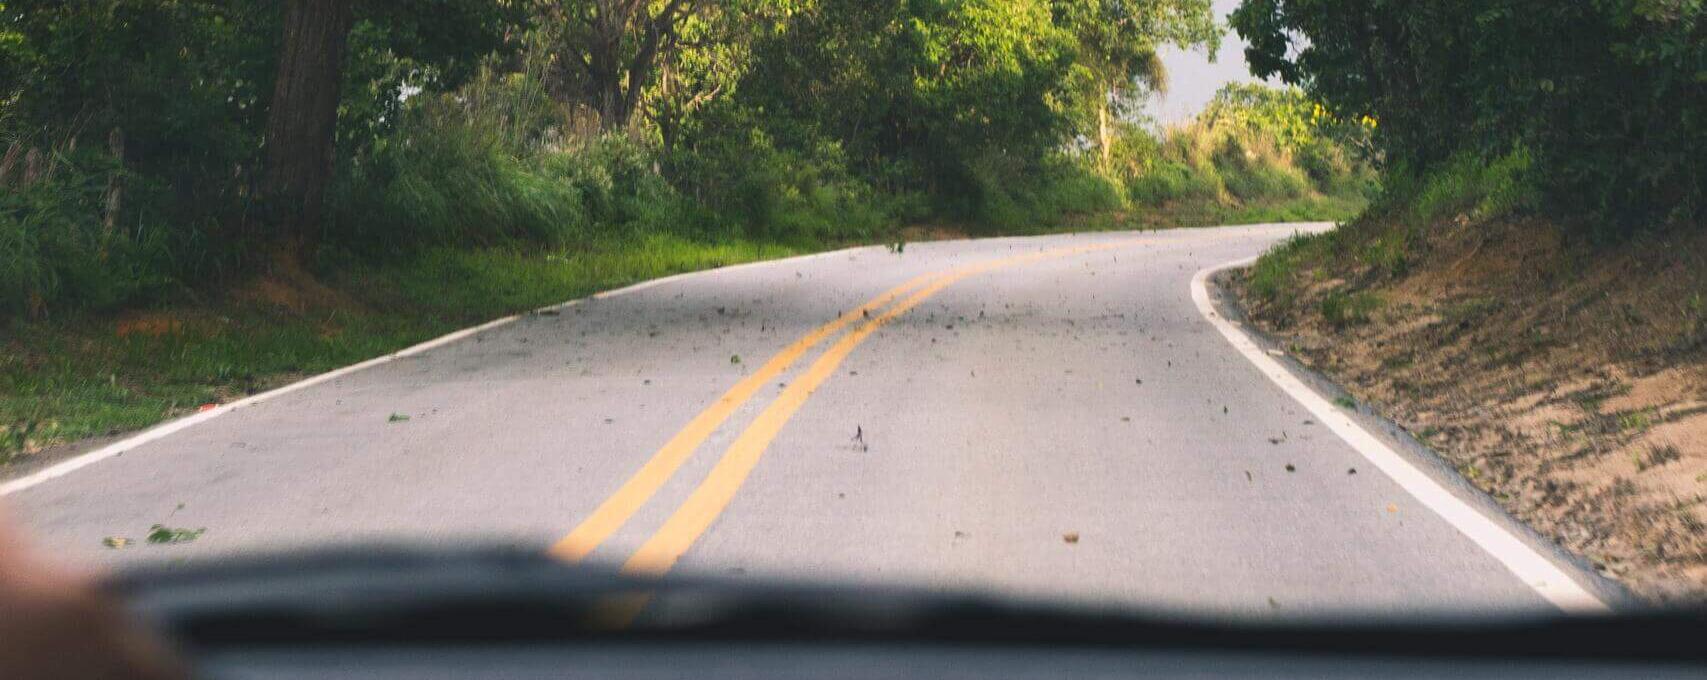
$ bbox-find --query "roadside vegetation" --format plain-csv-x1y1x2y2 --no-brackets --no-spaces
1230,0,1706,601
1,1,1372,464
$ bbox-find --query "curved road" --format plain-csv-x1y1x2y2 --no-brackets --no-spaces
5,224,1612,618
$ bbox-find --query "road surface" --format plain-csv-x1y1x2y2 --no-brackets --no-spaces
4,224,1613,618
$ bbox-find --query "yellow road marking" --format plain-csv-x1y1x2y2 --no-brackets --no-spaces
557,240,1135,627
548,268,948,562
618,242,1130,578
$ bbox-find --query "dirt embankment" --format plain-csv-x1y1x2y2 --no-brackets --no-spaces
1230,214,1707,603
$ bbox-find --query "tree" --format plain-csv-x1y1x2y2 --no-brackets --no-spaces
259,0,523,257
539,0,706,131
1052,0,1220,169
261,0,355,256
1230,0,1705,229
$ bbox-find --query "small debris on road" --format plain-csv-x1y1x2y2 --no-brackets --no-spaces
1062,532,1080,544
102,537,132,549
1245,470,1253,482
1387,503,1398,513
852,426,867,452
1347,468,1358,475
1284,464,1296,472
387,413,410,423
730,354,742,364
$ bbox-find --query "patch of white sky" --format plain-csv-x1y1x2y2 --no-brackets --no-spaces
1141,0,1277,126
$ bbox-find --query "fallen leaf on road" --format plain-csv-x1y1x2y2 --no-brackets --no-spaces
147,524,204,545
1387,503,1398,513
1245,470,1253,481
1062,532,1080,544
388,413,410,423
730,354,742,364
102,537,132,549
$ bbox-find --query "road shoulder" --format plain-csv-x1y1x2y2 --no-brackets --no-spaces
1201,261,1633,611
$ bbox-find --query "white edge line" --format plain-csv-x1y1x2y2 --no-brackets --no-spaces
0,245,875,497
1190,253,1610,615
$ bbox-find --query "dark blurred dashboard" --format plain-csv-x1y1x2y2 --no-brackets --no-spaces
112,548,1707,680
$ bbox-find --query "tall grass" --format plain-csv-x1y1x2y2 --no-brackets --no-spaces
0,136,174,316
1118,117,1372,211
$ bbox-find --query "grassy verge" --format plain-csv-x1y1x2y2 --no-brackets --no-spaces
1,193,1360,467
0,234,803,462
1229,154,1707,601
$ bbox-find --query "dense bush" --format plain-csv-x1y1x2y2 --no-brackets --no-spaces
1233,0,1706,232
0,146,172,316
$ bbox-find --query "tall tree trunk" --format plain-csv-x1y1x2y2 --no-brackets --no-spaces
262,0,354,259
588,5,629,131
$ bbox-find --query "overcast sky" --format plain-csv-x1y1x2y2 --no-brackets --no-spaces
1143,0,1272,124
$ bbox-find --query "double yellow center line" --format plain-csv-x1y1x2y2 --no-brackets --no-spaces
547,240,1136,620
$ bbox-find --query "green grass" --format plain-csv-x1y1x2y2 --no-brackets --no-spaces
1320,289,1383,328
0,233,805,463
1247,229,1340,306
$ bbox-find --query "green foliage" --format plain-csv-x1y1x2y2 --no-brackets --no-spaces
1406,148,1539,223
0,0,524,315
0,0,1258,321
0,143,173,316
1233,0,1706,231
1247,230,1333,305
1113,83,1376,211
670,122,893,242
1052,0,1222,139
962,153,1125,232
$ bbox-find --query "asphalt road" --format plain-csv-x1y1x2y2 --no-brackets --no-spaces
5,224,1611,618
